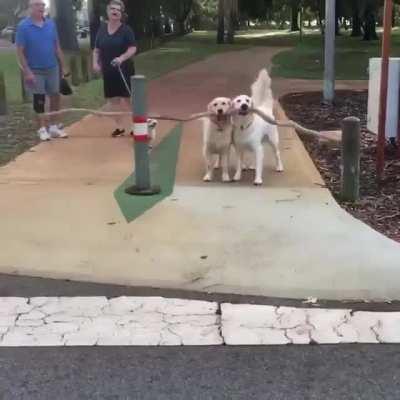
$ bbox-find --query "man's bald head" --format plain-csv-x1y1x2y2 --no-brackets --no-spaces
29,0,46,19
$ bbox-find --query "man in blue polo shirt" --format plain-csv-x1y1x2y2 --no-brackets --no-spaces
16,0,68,141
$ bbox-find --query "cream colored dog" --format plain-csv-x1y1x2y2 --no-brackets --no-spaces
202,97,233,182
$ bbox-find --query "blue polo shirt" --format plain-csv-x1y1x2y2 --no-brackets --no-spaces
16,17,59,70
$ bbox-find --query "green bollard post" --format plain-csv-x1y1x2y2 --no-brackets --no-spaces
125,75,161,196
341,117,361,202
0,71,7,115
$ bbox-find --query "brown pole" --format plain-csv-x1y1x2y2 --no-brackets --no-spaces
377,0,393,180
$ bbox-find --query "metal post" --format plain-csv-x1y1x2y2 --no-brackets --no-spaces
323,0,336,103
125,75,161,196
0,71,7,115
341,117,361,202
377,0,393,179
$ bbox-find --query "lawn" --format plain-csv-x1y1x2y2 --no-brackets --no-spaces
271,29,400,80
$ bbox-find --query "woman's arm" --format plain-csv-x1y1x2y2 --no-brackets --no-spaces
114,46,137,65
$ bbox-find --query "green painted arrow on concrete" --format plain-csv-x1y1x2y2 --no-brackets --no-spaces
114,124,183,223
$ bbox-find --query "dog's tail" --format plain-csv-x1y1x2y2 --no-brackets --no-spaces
251,68,273,110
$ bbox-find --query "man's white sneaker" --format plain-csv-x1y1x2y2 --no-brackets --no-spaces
38,127,51,141
49,125,68,138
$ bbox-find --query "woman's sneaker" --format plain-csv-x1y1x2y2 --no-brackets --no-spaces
49,124,68,138
38,127,51,141
111,128,125,137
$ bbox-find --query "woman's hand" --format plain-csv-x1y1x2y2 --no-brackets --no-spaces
111,56,124,67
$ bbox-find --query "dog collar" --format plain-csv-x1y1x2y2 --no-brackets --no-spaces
240,117,254,131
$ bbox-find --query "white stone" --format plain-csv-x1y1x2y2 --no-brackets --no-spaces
19,310,46,320
307,309,352,344
163,298,218,316
40,297,108,317
45,313,90,324
341,312,379,343
286,325,313,344
0,327,63,346
373,312,400,343
105,297,157,315
16,319,44,327
221,304,279,328
63,333,98,346
276,307,308,329
30,297,51,307
0,298,32,315
0,315,16,327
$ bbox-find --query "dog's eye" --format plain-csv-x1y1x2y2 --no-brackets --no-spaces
213,103,218,107
246,99,250,103
236,99,240,103
222,102,226,105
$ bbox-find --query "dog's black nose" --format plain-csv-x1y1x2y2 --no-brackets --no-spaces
241,104,248,111
217,109,223,114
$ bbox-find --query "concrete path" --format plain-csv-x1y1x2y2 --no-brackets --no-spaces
0,47,399,301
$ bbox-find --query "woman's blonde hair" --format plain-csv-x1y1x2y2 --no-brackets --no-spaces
107,0,125,13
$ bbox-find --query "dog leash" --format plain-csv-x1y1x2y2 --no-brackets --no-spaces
111,60,132,97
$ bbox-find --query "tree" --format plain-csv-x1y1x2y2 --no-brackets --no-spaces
217,0,224,43
52,0,80,51
290,0,301,31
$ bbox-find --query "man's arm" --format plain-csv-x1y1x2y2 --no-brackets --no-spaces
16,46,35,84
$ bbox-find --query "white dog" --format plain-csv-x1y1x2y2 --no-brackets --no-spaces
231,69,284,186
202,97,233,182
147,118,158,149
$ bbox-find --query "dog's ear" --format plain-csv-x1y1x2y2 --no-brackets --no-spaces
207,100,215,113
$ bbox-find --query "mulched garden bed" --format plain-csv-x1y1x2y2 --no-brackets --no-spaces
280,89,400,243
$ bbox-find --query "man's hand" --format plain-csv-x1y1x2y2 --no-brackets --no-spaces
24,70,36,86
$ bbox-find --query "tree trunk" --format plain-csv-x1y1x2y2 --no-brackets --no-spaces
225,0,237,44
363,9,378,41
217,0,225,44
350,0,362,36
291,2,300,31
87,0,100,50
54,0,79,51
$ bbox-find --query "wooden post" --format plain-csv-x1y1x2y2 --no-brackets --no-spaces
341,117,361,202
81,53,90,83
377,0,393,179
323,0,336,103
70,55,80,86
0,71,7,115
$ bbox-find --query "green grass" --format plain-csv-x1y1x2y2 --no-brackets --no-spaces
271,29,400,80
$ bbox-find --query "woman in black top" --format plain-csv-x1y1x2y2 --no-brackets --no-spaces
93,0,137,137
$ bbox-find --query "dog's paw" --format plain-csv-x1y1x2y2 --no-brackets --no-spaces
203,174,212,182
233,174,241,182
253,179,263,186
222,174,231,183
275,165,284,172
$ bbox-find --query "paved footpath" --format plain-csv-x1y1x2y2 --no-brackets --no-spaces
0,47,399,302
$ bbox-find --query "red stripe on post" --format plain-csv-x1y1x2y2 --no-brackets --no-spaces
133,116,148,124
135,135,149,143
